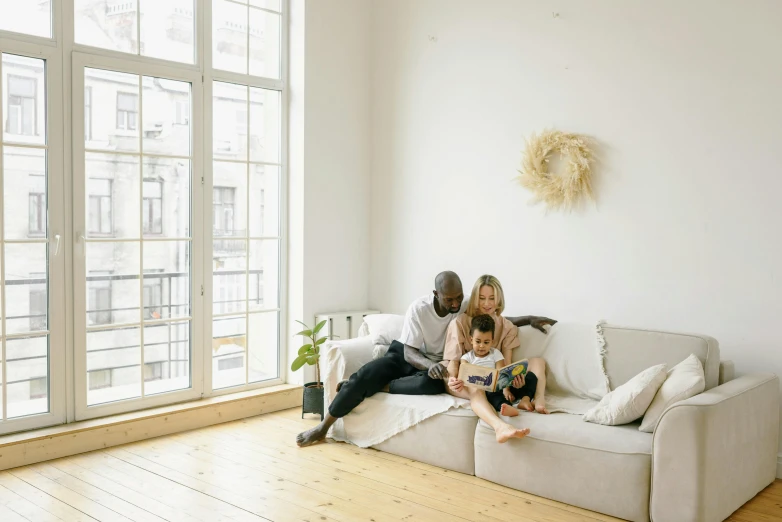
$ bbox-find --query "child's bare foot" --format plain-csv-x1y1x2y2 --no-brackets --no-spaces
336,380,348,392
518,397,534,412
495,423,530,443
534,398,549,414
500,403,520,417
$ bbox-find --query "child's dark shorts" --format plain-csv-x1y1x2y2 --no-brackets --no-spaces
485,371,538,412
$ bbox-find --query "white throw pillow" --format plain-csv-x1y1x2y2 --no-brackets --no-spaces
363,314,404,346
639,354,706,433
583,364,668,426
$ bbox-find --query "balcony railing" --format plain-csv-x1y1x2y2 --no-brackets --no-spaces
213,229,248,254
3,269,266,394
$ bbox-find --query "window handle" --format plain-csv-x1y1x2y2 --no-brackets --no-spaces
53,234,61,256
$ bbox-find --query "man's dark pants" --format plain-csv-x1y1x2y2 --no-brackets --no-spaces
328,340,445,418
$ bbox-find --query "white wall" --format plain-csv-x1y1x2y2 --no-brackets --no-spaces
288,0,372,384
368,0,782,463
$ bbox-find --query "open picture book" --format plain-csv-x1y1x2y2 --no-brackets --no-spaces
458,359,529,393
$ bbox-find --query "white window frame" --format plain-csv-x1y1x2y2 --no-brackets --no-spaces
71,51,205,420
0,34,67,435
0,0,289,430
203,0,287,396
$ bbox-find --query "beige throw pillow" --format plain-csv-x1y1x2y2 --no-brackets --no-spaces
583,364,668,426
639,354,706,433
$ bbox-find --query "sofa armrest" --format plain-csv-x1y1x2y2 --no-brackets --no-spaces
651,374,780,522
719,360,735,384
322,336,375,410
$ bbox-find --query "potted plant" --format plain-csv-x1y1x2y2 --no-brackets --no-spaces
291,319,330,419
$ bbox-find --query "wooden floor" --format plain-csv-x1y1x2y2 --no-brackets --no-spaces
0,408,778,522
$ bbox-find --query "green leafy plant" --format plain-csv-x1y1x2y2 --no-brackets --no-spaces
291,319,331,388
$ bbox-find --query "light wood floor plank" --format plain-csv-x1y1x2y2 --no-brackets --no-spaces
0,483,64,522
0,502,30,522
2,407,779,522
0,471,97,521
25,462,168,522
116,438,468,522
167,429,495,522
105,446,360,522
47,458,204,522
67,452,264,522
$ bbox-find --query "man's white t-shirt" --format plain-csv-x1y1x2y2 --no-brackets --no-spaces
461,348,505,369
398,294,467,362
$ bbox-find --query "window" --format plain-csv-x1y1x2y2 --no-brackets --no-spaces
143,180,163,234
29,195,45,236
89,370,112,390
143,269,163,320
29,377,48,400
213,187,236,236
2,0,286,433
75,0,195,63
6,75,37,136
175,100,190,125
218,355,244,371
29,286,47,331
1,52,55,429
88,179,113,235
85,87,93,140
88,272,113,326
0,0,52,38
116,92,138,131
144,362,163,382
28,173,46,237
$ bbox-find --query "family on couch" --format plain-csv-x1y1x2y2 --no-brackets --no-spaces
296,271,556,447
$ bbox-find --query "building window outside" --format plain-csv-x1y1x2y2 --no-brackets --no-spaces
6,75,37,136
88,178,113,235
116,92,138,130
142,180,163,235
88,271,113,326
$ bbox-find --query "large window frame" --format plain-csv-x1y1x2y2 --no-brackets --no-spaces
0,0,287,432
0,34,67,435
72,52,205,420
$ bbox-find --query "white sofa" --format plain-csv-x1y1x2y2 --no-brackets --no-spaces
324,319,780,522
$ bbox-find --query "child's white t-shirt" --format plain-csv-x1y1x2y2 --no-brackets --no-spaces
461,348,505,369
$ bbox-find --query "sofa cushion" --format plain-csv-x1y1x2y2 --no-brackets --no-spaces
640,353,705,433
602,325,720,391
480,411,652,455
475,413,652,522
584,364,668,426
363,313,405,345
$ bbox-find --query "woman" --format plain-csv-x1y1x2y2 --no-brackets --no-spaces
442,275,549,442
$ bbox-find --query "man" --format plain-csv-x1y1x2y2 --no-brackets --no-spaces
296,271,555,447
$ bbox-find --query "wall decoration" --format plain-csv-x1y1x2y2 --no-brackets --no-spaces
516,130,594,212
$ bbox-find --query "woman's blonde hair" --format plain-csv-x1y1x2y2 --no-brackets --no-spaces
467,275,506,317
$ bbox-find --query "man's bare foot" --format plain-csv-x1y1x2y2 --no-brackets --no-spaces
335,380,348,392
500,403,520,417
518,397,534,412
534,398,549,414
296,424,329,447
495,423,530,443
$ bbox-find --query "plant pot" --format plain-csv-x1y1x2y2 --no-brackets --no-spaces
302,382,324,420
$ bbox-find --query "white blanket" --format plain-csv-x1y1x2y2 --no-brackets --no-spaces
322,340,470,448
540,322,611,414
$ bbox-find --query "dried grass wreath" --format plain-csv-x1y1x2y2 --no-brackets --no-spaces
516,130,594,212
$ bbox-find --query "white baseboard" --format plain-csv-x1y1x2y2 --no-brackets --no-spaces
777,453,782,479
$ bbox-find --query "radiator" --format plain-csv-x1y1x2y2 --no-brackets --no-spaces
315,310,380,341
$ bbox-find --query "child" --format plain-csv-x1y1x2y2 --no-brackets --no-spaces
457,314,539,418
